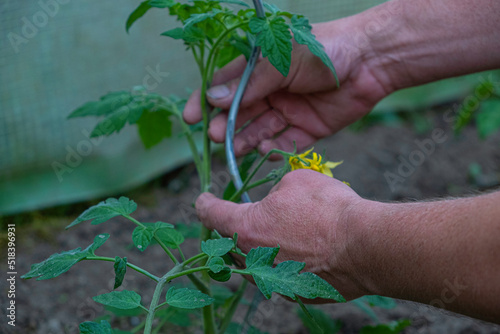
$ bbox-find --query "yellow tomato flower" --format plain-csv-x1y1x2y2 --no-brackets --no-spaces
288,148,343,178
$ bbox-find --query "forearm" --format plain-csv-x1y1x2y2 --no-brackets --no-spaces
347,0,500,92
350,191,500,323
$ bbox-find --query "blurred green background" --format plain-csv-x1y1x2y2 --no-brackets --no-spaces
0,0,495,215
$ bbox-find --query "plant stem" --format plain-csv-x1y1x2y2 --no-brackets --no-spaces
166,266,210,281
219,280,248,334
184,253,208,266
144,265,183,334
228,148,293,202
85,256,159,282
296,297,324,334
229,177,274,203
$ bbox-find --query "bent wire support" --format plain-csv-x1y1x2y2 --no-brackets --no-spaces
225,0,266,204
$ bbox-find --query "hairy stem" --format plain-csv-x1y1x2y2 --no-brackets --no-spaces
85,256,159,282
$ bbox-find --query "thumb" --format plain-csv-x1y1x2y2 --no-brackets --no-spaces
195,193,250,237
206,57,285,109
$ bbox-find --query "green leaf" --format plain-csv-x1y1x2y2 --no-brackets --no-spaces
132,226,154,251
175,222,201,238
113,257,127,289
476,99,500,139
155,227,185,248
93,290,143,310
223,151,258,201
214,0,249,8
137,108,173,149
290,15,339,86
297,307,342,334
360,320,411,334
126,0,175,32
79,320,112,334
149,0,176,8
22,234,110,280
68,91,133,118
184,9,223,28
208,266,232,282
201,238,235,257
208,256,226,273
165,287,215,309
126,1,152,33
161,27,184,39
66,197,137,229
249,16,292,76
243,247,345,302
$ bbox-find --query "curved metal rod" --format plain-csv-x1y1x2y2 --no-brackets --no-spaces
225,0,265,203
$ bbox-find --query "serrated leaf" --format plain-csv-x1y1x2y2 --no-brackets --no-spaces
155,227,185,248
68,91,132,119
79,320,112,334
184,9,223,28
22,234,109,281
208,256,226,273
249,16,292,76
223,151,258,201
137,109,173,149
165,287,214,309
243,247,345,302
113,257,127,289
88,233,111,254
290,15,339,86
66,197,137,229
360,319,411,334
93,290,143,310
132,227,154,251
201,238,234,257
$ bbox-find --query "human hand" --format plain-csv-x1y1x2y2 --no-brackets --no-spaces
196,169,372,300
183,20,391,159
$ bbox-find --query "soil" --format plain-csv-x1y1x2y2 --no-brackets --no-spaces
1,111,500,334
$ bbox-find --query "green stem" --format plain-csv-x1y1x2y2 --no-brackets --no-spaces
219,280,249,334
85,256,159,282
296,297,324,334
184,253,208,266
229,176,274,203
174,110,204,183
166,266,210,281
144,265,183,334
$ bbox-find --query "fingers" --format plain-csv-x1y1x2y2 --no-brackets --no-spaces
208,99,272,143
196,193,251,237
183,89,202,124
206,57,285,110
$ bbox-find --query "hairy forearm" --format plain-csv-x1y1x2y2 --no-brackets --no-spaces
349,191,500,323
350,0,500,92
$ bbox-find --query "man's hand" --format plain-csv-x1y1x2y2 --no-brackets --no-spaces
196,169,371,301
183,20,391,158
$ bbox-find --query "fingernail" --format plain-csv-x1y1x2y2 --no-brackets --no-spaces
207,85,230,99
